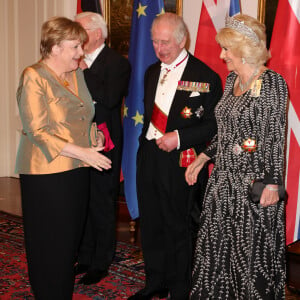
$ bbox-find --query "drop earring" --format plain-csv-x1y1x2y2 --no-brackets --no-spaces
242,57,246,64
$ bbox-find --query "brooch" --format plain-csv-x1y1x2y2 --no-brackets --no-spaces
250,79,262,97
181,106,193,118
241,138,257,152
233,144,243,155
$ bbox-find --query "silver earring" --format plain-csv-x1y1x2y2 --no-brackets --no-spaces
242,57,246,64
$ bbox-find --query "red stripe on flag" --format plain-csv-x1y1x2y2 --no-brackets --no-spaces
194,3,228,88
268,0,300,243
77,0,82,13
269,0,300,120
285,131,300,244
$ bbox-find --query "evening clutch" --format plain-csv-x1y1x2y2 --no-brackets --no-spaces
249,179,286,203
89,122,115,152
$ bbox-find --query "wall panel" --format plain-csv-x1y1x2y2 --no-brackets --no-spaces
0,0,74,177
0,0,10,176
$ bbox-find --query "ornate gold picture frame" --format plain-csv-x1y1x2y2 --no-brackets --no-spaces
257,0,279,48
102,0,183,55
164,0,183,16
257,0,266,23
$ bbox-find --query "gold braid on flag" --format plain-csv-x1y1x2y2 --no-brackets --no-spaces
225,15,260,44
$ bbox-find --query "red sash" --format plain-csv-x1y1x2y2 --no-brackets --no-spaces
151,104,197,168
151,103,168,134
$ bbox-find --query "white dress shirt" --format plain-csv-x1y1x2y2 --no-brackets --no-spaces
84,44,105,68
146,49,188,143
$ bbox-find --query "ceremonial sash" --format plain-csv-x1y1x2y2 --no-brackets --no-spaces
151,104,197,168
151,103,168,134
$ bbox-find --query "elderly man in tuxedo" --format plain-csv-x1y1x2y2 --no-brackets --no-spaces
75,11,131,285
128,13,222,300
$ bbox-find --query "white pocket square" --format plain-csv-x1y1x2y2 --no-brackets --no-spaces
190,91,200,97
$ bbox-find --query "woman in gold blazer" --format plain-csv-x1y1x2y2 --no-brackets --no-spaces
15,17,111,300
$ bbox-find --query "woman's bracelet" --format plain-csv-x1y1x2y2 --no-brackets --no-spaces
266,185,279,192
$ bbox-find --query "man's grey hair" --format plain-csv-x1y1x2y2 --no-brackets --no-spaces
75,11,108,39
151,12,188,44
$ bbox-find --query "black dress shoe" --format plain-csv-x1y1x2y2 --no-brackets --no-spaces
127,287,169,300
74,263,90,275
78,269,108,285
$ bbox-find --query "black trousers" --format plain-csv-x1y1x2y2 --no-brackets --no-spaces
137,140,208,300
20,167,89,300
77,165,117,270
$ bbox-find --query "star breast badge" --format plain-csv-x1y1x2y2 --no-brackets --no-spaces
181,106,193,118
195,106,204,118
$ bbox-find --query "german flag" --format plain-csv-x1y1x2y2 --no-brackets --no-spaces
77,0,102,14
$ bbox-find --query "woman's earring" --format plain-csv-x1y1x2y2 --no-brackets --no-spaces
242,57,246,64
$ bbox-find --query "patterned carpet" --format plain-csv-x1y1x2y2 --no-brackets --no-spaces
0,210,146,299
1,210,299,299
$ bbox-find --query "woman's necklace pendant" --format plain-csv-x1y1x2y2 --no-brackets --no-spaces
62,79,69,87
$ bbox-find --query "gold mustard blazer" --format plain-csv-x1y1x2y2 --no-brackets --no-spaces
15,62,95,175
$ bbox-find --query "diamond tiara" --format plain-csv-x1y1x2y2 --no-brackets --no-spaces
225,15,260,44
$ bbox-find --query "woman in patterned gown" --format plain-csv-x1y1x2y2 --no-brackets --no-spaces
185,14,288,299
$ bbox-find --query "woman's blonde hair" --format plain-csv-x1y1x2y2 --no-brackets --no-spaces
40,16,88,59
216,14,270,66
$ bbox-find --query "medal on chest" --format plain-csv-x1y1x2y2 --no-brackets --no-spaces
181,106,193,118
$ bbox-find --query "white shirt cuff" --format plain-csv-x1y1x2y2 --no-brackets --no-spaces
174,130,180,149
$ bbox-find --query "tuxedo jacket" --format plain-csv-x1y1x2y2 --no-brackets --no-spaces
139,54,223,163
83,45,131,166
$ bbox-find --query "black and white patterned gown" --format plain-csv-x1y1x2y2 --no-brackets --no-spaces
191,69,288,300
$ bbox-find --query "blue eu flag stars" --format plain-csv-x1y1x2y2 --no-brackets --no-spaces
122,0,165,219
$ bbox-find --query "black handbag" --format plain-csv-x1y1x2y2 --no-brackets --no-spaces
249,179,286,204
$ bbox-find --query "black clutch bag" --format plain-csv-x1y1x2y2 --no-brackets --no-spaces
249,179,286,204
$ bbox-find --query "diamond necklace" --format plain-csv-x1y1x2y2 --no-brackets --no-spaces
238,67,259,92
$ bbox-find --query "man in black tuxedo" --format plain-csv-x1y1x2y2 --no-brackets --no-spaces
75,11,131,285
128,13,222,300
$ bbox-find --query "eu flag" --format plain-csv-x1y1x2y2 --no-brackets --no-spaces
229,0,241,16
122,0,165,219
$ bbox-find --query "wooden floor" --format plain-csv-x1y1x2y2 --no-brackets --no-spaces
1,177,299,298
